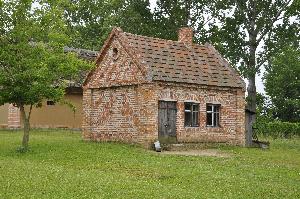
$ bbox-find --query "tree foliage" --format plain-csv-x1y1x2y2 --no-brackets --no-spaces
210,0,299,72
207,0,300,145
264,46,300,122
65,0,156,50
0,0,92,150
153,0,214,42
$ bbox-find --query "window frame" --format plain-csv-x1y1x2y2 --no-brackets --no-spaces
206,104,220,127
112,48,119,60
47,100,55,106
184,102,199,127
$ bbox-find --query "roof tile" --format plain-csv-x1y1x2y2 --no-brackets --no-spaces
121,32,244,88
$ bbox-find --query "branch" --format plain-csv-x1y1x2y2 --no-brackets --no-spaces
235,0,251,31
28,104,33,121
256,29,274,68
256,0,292,44
203,16,214,26
256,55,268,69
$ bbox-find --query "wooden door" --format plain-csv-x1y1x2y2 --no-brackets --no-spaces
158,101,177,143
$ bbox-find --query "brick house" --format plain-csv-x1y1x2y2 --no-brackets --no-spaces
82,27,246,146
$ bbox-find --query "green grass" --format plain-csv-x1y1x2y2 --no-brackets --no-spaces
0,130,299,199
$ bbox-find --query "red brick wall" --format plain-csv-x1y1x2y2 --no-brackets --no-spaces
83,82,245,146
82,84,158,145
83,86,140,142
7,104,21,129
178,27,193,44
155,82,245,145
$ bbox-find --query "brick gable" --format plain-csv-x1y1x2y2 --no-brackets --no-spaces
86,37,147,88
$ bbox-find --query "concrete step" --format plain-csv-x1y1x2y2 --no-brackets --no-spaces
161,142,223,151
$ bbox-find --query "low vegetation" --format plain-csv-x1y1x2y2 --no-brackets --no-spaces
0,130,299,198
255,121,300,139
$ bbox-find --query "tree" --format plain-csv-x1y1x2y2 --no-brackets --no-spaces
264,46,300,122
0,0,92,150
255,92,274,125
153,0,214,41
65,0,156,50
209,0,300,145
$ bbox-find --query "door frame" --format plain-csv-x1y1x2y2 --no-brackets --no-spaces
158,100,177,143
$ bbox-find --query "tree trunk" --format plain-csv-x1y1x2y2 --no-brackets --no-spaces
20,106,30,149
246,76,256,146
245,34,257,146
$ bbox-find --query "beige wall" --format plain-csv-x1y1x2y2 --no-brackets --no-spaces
22,94,83,129
0,104,9,127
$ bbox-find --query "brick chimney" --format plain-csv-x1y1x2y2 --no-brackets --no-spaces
178,27,193,45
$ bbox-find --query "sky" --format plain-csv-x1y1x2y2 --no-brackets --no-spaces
148,0,266,94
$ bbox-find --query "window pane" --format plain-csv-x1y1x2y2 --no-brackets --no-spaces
207,112,212,126
47,101,55,106
215,105,220,113
168,102,176,109
159,101,167,109
192,104,199,112
185,103,191,111
215,113,219,126
185,112,192,126
192,112,199,126
212,113,216,126
212,112,220,127
207,105,212,112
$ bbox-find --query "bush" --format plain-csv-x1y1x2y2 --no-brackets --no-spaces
254,121,300,139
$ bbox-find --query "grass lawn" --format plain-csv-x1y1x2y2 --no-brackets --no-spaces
0,130,299,199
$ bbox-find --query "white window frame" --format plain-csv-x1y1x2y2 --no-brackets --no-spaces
184,102,199,127
206,104,220,127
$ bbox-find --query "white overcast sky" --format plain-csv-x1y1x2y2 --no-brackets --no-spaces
148,0,265,94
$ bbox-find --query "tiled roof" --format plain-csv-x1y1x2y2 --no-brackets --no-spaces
64,47,98,87
122,32,245,88
64,47,98,61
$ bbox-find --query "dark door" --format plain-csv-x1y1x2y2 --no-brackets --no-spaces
158,101,177,143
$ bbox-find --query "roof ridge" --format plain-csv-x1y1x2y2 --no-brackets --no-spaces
64,46,98,54
123,32,206,48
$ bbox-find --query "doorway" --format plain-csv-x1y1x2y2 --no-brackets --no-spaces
158,101,177,143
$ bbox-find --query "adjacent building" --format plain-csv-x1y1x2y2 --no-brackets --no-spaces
0,48,97,129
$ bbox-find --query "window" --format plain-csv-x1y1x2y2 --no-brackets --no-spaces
184,103,199,127
206,104,220,127
47,101,55,106
112,48,119,60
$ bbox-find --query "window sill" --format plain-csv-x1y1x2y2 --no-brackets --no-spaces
206,126,221,128
184,126,200,128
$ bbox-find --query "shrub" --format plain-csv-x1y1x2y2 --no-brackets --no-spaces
254,121,300,139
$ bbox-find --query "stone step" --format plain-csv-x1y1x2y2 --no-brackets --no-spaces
161,142,223,151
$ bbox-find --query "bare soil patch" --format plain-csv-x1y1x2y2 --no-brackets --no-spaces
160,149,231,157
